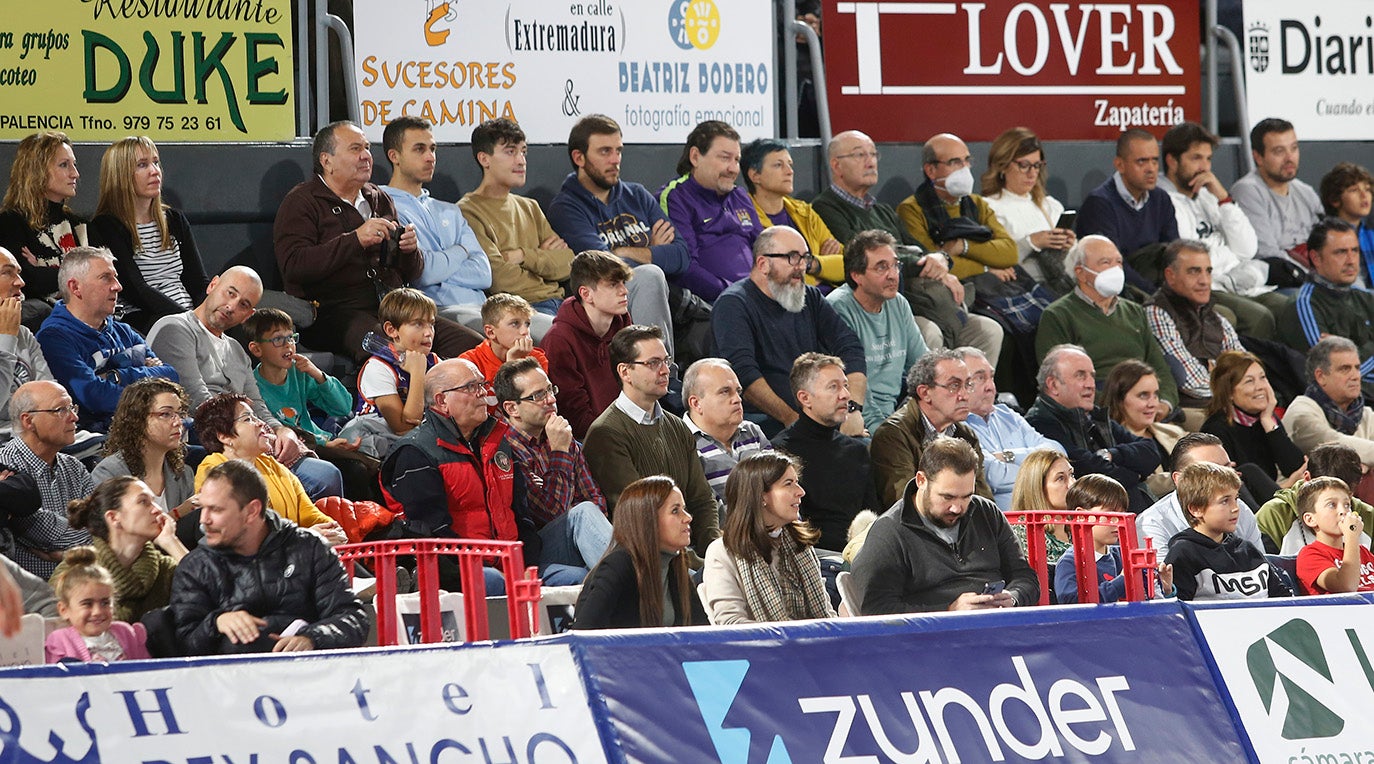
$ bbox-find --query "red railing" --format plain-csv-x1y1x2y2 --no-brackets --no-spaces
335,539,542,645
1005,510,1159,605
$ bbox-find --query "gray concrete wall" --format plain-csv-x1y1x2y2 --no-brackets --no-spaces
0,138,1365,278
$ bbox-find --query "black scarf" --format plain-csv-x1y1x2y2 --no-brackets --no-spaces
1305,382,1366,436
914,179,992,245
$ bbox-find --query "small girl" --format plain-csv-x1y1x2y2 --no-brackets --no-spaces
45,547,150,663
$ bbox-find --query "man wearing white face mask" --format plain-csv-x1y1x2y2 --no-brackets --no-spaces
898,133,1018,281
1035,235,1179,418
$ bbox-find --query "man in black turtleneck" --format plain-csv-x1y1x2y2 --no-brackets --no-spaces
771,352,881,552
1144,239,1247,410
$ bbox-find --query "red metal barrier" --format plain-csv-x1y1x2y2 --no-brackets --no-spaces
1005,510,1159,605
335,539,542,645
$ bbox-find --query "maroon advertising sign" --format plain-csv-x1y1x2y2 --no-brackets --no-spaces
821,0,1201,141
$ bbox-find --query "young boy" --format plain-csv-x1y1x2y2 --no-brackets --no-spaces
246,308,354,445
1055,474,1174,603
1296,476,1374,594
1166,462,1292,601
459,293,549,384
344,288,440,457
541,250,634,438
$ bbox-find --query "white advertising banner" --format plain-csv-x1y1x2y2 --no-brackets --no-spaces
1242,0,1374,140
1193,601,1374,763
0,643,607,762
353,0,776,144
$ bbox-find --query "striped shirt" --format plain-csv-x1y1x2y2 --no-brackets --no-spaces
683,413,770,506
133,221,193,311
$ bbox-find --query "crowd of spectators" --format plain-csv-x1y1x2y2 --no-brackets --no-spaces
5,107,1374,663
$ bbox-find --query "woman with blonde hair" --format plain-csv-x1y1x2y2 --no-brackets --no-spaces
704,452,835,624
89,136,209,333
1009,448,1076,564
981,127,1076,289
573,475,706,629
0,131,87,327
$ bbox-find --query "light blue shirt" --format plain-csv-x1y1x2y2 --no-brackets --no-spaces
383,185,491,307
964,404,1064,511
825,285,928,431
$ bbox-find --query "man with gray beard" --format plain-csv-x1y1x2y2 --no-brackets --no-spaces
712,226,867,435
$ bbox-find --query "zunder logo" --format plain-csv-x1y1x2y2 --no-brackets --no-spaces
1245,619,1345,740
683,660,792,764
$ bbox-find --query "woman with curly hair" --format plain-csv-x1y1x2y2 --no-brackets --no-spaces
88,136,209,334
0,131,87,328
92,378,198,547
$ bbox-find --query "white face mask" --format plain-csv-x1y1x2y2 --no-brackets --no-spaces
1081,264,1125,298
942,166,975,198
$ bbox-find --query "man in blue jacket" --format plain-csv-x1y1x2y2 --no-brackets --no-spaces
36,246,177,430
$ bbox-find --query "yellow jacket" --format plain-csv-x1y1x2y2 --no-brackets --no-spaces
751,193,845,285
195,452,334,528
896,193,1018,279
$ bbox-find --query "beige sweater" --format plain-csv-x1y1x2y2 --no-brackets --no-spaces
1282,394,1374,466
458,192,573,302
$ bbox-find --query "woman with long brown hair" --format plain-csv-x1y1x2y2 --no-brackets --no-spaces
0,131,87,327
1202,350,1306,488
703,451,834,624
573,475,706,629
981,127,1076,289
88,136,209,333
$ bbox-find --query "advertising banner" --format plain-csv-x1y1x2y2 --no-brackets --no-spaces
1192,597,1374,764
1242,0,1374,141
0,643,606,762
0,0,295,142
579,606,1247,763
353,0,776,144
821,0,1202,142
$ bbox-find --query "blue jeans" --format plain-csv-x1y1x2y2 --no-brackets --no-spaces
292,456,343,500
530,297,562,317
481,562,586,595
538,501,613,569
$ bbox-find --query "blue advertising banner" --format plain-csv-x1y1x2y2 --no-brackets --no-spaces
574,603,1248,763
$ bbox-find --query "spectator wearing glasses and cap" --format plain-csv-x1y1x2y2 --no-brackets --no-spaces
711,225,867,436
380,358,579,592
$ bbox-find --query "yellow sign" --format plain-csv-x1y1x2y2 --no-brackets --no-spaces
0,0,295,142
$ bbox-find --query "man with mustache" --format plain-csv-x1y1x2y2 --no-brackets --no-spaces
1232,117,1324,269
711,226,866,435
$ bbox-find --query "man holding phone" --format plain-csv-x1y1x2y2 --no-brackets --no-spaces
850,436,1039,614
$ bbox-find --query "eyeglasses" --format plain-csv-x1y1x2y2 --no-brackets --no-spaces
930,379,976,394
866,261,899,275
234,413,265,425
516,385,559,404
1011,159,1047,173
442,379,492,397
834,150,880,162
256,333,300,347
762,250,811,266
150,409,187,422
626,356,674,372
28,404,78,417
931,155,972,170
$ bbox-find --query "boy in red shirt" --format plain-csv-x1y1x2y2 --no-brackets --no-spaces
1297,476,1374,594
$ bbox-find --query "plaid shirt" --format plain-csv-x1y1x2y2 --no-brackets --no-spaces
1144,304,1244,400
0,437,93,579
504,424,606,528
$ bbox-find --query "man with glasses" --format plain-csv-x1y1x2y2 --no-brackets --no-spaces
149,266,346,500
1026,345,1160,513
958,346,1063,510
827,229,929,431
870,349,991,507
37,247,177,431
812,130,1003,363
1076,129,1179,292
0,381,92,578
0,247,53,441
381,359,585,591
584,325,719,556
712,226,866,435
771,353,881,552
493,358,612,574
897,133,1017,280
